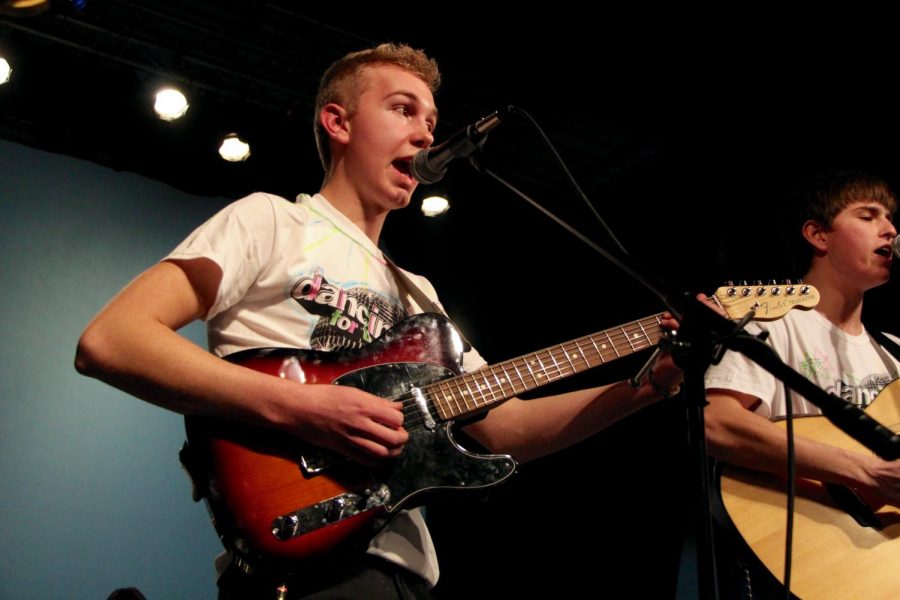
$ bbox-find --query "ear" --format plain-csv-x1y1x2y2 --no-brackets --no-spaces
801,219,829,253
319,103,350,145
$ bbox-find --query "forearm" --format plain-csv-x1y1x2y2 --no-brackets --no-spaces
464,378,668,464
705,392,879,492
76,293,301,432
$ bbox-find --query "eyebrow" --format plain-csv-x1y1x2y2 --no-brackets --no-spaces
852,203,893,219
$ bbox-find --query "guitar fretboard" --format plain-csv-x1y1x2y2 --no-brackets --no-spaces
425,313,666,420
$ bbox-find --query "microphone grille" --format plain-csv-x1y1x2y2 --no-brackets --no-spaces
410,149,445,185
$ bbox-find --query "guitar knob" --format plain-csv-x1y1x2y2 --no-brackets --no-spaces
741,287,752,297
771,287,781,296
727,287,737,297
800,285,810,295
786,286,796,295
272,515,300,540
755,286,767,297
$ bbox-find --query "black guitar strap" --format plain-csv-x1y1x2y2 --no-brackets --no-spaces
865,325,900,377
385,257,474,353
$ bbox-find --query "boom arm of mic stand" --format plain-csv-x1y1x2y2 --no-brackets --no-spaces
471,154,728,600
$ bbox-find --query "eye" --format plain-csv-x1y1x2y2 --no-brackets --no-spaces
393,105,411,117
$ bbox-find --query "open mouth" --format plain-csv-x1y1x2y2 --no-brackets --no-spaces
875,246,892,257
392,159,412,178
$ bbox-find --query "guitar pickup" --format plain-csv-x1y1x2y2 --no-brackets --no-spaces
271,485,391,540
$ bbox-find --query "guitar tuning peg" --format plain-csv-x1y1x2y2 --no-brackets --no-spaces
739,280,748,286
768,279,777,285
753,280,763,286
782,279,793,285
724,280,735,287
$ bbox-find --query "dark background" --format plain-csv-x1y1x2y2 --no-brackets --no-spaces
2,3,898,597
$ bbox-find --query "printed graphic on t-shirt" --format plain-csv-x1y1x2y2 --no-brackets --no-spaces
289,273,406,351
798,351,894,409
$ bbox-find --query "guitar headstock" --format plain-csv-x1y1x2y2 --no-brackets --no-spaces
714,282,820,321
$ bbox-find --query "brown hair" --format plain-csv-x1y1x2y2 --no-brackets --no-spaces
792,171,897,271
314,43,441,173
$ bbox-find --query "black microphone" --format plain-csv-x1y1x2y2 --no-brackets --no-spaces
411,111,502,184
894,234,900,259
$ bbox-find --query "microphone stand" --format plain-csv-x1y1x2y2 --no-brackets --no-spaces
467,153,900,600
470,155,726,599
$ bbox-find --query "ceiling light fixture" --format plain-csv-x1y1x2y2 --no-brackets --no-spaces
0,58,11,85
219,133,250,162
421,195,450,217
153,88,188,121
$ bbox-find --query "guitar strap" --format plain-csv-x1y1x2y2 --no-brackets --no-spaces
385,256,474,353
865,325,900,380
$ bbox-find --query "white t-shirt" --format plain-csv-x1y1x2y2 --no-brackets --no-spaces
167,192,486,586
705,308,900,420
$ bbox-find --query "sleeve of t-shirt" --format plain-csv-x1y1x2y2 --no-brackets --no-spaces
164,192,277,321
703,321,780,417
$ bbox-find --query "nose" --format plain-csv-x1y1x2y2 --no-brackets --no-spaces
884,217,897,238
412,122,434,149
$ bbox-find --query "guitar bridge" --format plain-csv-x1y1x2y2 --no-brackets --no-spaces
271,484,391,540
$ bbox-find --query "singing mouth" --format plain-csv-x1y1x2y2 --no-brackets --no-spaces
392,159,412,177
875,245,892,257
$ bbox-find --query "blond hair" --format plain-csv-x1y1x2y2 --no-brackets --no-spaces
314,43,441,173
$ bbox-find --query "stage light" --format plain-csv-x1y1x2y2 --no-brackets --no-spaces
219,133,250,162
153,88,188,121
0,58,11,85
421,195,449,217
0,0,51,17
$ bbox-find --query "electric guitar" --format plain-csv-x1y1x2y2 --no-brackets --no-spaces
719,380,900,599
185,283,819,565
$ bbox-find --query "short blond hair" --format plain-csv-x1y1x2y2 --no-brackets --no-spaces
314,43,441,173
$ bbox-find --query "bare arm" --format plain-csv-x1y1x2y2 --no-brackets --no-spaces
705,388,900,505
464,319,683,464
75,259,407,464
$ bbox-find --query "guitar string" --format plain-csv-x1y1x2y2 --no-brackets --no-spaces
385,290,810,427
391,315,666,430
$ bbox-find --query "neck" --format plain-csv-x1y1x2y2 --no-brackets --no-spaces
803,265,866,334
319,176,388,244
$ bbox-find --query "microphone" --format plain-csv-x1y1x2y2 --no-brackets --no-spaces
411,111,502,184
894,234,900,259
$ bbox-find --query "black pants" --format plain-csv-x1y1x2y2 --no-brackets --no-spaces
217,555,432,600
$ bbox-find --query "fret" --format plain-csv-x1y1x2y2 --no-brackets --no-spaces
509,359,527,396
621,326,637,353
605,330,620,357
522,354,540,388
562,343,577,374
533,352,550,383
465,373,485,407
573,338,592,370
454,375,476,412
444,381,462,416
487,366,505,401
588,336,605,365
547,347,562,381
637,320,649,348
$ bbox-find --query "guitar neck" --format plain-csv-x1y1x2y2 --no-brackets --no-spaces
426,312,667,420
